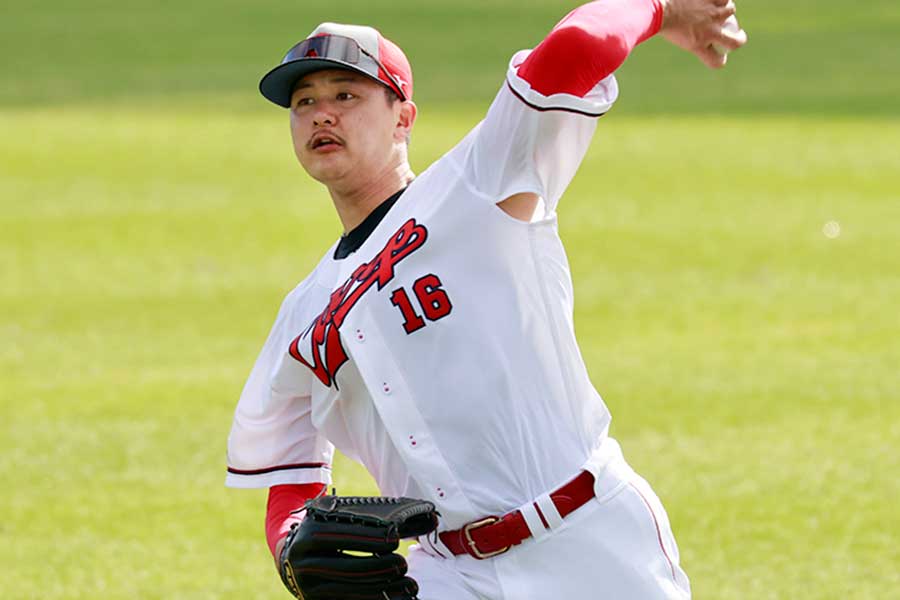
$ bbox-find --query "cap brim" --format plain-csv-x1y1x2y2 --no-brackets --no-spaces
259,58,391,108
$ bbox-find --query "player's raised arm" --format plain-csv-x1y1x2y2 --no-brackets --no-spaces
515,0,663,99
461,0,746,217
518,0,747,94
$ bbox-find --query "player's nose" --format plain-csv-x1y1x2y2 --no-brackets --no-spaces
312,106,337,127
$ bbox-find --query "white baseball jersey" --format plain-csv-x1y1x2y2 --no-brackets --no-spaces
227,51,619,529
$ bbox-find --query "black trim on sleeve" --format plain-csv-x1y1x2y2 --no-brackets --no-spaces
505,81,608,118
227,462,330,476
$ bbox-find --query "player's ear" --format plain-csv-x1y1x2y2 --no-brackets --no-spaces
394,100,417,143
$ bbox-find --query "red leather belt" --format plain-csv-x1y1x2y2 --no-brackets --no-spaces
438,470,595,559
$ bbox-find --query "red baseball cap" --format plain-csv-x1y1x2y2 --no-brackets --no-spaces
259,22,413,108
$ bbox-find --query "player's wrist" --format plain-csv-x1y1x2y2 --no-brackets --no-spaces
658,0,680,33
266,483,326,557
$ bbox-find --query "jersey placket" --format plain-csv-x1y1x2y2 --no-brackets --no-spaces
344,302,476,527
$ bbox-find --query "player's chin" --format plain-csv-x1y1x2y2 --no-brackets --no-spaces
297,145,344,170
302,157,351,184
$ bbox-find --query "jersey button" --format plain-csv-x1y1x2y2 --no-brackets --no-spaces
355,329,365,342
382,382,392,395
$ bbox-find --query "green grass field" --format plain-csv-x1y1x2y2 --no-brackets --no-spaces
2,1,899,598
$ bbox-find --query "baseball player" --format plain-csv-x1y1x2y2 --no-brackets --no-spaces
226,0,747,598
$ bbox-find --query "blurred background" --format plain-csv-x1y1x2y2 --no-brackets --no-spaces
2,1,898,598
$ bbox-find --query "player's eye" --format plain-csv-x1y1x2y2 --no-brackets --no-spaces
336,92,355,101
294,97,314,108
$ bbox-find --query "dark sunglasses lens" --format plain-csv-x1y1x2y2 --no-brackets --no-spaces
285,35,361,65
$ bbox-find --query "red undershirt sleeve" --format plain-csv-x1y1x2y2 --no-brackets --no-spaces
517,0,664,98
265,482,326,558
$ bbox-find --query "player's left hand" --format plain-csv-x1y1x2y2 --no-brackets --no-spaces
279,495,439,600
659,0,748,68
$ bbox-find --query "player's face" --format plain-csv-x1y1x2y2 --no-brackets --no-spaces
288,69,410,186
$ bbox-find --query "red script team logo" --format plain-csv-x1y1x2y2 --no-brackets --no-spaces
289,219,428,388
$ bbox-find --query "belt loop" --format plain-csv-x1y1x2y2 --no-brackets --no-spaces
420,530,450,559
534,492,564,530
517,502,551,541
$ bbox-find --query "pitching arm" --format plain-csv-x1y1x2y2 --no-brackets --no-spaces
462,0,661,215
516,0,663,98
463,0,745,216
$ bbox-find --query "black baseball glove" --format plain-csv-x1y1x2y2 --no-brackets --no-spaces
279,495,440,600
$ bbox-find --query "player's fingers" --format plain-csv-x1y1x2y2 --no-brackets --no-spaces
714,27,748,51
698,45,728,69
710,0,730,7
714,2,736,21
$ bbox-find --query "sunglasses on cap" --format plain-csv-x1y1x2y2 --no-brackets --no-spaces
283,34,408,101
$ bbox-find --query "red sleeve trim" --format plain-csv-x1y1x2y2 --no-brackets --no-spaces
266,483,327,557
517,0,663,98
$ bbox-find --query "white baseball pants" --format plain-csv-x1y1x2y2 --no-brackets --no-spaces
409,440,691,599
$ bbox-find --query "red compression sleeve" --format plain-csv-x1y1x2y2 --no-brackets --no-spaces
265,483,326,558
517,0,664,98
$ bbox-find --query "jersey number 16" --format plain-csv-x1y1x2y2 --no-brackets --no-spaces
389,274,453,334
